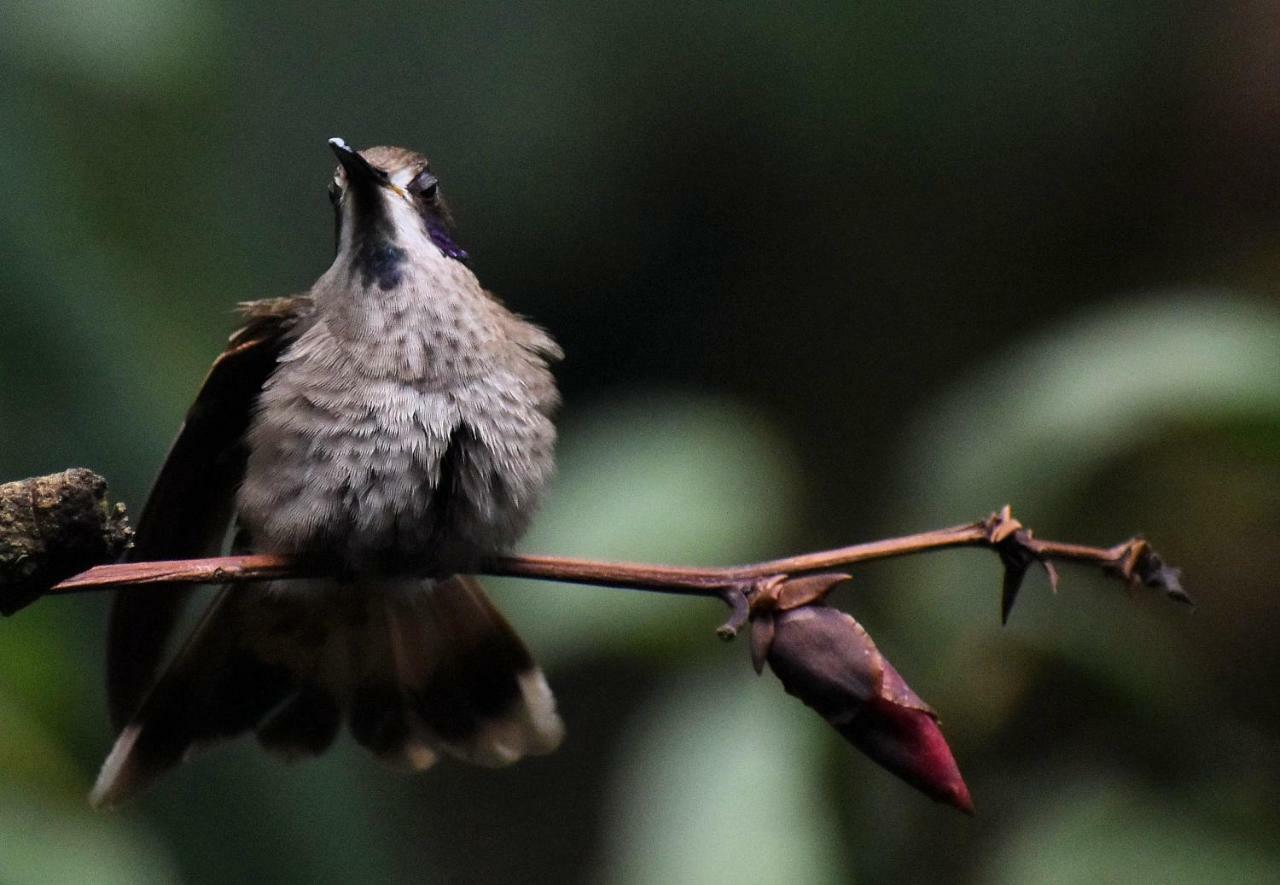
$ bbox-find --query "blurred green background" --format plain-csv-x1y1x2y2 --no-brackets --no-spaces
2,1,1279,882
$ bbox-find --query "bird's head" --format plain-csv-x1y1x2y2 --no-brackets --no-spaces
326,138,467,290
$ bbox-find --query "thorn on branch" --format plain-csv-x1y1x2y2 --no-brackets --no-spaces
1106,539,1194,608
986,506,1188,623
987,506,1058,625
715,583,752,640
1140,554,1191,606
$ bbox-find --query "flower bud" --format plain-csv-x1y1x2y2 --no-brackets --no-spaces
759,604,973,814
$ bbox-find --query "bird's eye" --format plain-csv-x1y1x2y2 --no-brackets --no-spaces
409,169,439,199
328,179,342,205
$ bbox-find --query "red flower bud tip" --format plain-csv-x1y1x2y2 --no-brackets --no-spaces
851,694,974,815
760,604,973,814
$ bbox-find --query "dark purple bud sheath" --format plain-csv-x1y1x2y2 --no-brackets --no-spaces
758,604,973,815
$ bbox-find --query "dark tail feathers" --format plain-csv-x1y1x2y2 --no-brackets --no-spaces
91,576,562,807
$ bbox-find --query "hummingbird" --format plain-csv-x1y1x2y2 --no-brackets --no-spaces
92,139,565,805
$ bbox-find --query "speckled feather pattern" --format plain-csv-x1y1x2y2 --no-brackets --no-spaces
237,169,560,573
92,145,566,805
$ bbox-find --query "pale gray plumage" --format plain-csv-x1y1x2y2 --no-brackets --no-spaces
94,140,564,806
237,153,560,572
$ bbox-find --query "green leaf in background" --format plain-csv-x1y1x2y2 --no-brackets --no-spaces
884,291,1280,698
1,0,223,97
983,779,1280,885
595,662,844,885
0,689,83,796
0,791,180,885
494,390,800,665
0,92,208,487
900,291,1280,521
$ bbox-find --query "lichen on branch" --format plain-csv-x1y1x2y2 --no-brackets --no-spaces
0,469,133,615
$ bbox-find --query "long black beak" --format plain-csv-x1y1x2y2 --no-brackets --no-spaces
328,137,385,184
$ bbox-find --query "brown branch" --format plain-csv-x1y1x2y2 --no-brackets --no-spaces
0,468,1185,627
2,480,1191,815
45,506,1189,629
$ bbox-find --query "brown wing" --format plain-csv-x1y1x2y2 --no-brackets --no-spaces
106,296,312,730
